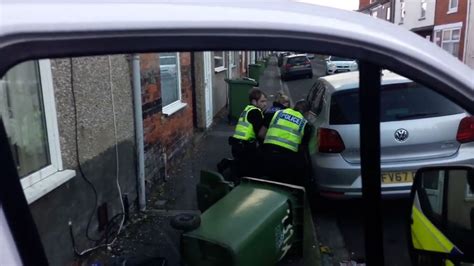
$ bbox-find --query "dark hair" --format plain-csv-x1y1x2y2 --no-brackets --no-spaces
249,88,265,102
294,99,310,114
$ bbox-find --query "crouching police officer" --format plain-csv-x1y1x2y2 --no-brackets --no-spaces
262,100,312,186
228,88,267,180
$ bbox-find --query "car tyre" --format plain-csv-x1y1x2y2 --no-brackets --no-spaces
170,213,201,232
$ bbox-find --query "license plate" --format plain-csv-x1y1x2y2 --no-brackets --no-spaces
293,65,304,69
337,69,350,72
381,171,414,184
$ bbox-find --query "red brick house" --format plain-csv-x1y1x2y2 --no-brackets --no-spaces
139,52,195,190
433,0,469,61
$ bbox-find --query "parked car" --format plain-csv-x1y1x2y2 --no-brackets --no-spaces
306,70,473,199
306,53,315,59
325,56,358,75
277,51,292,67
280,54,313,80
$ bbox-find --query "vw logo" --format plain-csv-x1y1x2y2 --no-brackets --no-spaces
394,128,409,142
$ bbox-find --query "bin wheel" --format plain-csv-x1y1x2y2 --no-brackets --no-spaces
170,213,201,231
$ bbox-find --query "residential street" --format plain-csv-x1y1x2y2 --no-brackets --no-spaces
78,55,415,266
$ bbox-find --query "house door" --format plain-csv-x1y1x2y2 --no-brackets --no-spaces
422,171,445,215
203,52,213,128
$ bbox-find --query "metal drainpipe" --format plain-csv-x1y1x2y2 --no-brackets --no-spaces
132,54,146,211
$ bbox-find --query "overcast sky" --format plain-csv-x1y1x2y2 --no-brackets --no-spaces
295,0,359,11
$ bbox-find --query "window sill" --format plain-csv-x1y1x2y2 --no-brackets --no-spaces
447,9,458,14
162,101,187,116
214,66,227,73
418,17,426,21
23,170,76,204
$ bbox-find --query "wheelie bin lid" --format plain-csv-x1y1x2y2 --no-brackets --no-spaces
225,77,258,86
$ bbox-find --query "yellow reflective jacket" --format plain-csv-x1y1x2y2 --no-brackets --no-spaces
264,108,307,152
233,105,262,141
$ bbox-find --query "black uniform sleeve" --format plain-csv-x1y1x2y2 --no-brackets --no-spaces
300,123,314,148
247,109,264,141
263,112,274,128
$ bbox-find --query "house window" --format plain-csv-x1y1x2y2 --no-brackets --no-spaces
214,51,226,72
466,184,474,201
386,6,391,20
420,0,427,19
435,28,461,58
160,52,186,115
370,0,376,3
0,60,75,204
400,0,406,24
448,0,458,13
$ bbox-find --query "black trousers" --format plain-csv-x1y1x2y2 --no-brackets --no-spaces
262,146,309,187
229,138,261,180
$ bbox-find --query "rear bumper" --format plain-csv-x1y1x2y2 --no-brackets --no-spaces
284,68,312,77
313,144,474,199
326,68,355,74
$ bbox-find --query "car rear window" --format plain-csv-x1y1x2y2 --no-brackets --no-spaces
329,82,465,125
287,56,307,64
330,56,353,61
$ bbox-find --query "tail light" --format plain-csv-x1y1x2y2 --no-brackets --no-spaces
457,116,474,143
304,60,311,66
285,64,292,69
318,128,345,153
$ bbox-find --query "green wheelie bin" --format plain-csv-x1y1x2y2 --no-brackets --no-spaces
225,77,258,123
181,177,308,266
248,63,263,82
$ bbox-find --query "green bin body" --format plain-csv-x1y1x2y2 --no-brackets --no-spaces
226,78,258,123
248,63,262,82
182,178,305,266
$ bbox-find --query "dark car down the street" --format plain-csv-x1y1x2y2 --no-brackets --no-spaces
280,54,313,81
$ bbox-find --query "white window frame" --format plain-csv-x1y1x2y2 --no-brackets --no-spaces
465,184,474,201
399,0,406,24
18,60,75,204
448,0,458,14
420,0,427,19
162,52,187,116
434,24,462,58
214,51,226,72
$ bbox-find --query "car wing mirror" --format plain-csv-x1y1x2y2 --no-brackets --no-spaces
408,165,474,265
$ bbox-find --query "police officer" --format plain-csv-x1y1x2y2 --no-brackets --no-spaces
262,100,312,186
258,93,290,140
227,88,267,179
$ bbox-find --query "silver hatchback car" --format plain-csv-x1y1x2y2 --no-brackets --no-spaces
306,70,474,199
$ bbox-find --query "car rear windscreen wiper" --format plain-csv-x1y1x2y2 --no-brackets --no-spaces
395,112,439,120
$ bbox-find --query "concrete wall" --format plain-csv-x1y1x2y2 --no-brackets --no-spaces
394,0,436,31
465,0,474,68
141,53,194,190
30,56,137,266
212,51,228,116
193,52,207,129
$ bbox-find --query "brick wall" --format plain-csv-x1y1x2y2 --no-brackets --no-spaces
434,0,468,60
141,53,194,189
359,0,373,10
